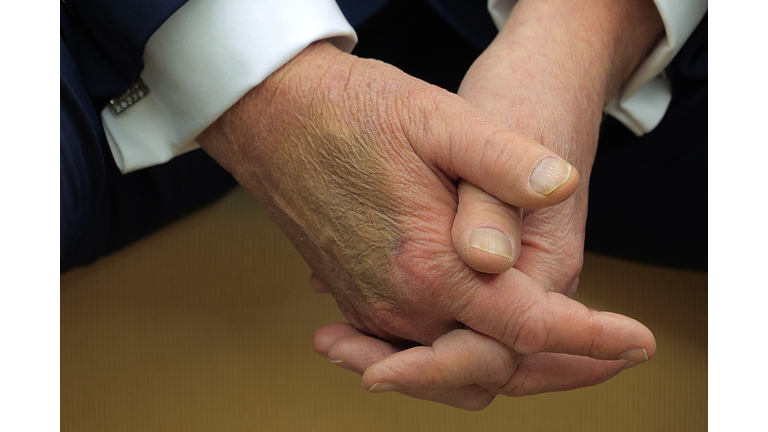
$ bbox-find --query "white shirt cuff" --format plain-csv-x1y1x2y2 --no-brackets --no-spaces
487,0,707,136
101,0,357,173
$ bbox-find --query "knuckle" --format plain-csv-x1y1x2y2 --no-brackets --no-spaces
498,364,534,397
486,353,519,387
502,300,549,355
583,311,605,358
479,129,535,183
469,334,519,385
479,129,513,181
515,316,549,355
401,86,447,143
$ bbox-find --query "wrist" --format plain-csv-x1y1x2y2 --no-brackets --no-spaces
197,41,350,177
492,0,664,106
459,0,663,173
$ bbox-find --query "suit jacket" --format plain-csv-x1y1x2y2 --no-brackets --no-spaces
61,0,188,100
60,0,235,272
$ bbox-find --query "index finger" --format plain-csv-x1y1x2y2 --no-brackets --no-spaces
455,270,656,363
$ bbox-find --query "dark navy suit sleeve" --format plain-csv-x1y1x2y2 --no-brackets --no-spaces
61,0,188,99
60,1,236,272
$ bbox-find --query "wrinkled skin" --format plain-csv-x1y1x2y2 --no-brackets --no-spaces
310,0,665,410
198,40,585,345
198,37,655,409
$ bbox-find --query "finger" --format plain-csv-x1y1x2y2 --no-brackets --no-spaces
314,323,496,410
362,329,522,391
362,328,631,397
497,352,629,397
404,99,579,209
452,179,522,273
309,273,331,293
390,387,495,411
312,322,366,356
456,271,656,363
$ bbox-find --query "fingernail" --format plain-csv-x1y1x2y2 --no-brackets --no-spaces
529,157,572,196
467,228,513,259
329,358,358,373
368,382,403,393
622,361,639,371
618,348,649,363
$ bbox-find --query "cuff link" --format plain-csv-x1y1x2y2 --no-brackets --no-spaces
108,78,150,116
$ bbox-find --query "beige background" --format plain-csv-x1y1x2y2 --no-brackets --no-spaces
61,187,707,431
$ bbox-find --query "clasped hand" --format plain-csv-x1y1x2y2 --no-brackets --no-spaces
197,40,655,410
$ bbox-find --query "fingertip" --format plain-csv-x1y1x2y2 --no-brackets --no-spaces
328,334,401,376
646,328,658,359
449,128,581,209
360,369,378,391
360,346,431,390
579,308,657,363
485,291,659,362
309,273,330,293
617,318,657,363
595,311,657,363
555,162,580,201
618,348,649,363
647,342,657,360
366,382,403,393
529,156,575,196
519,159,580,209
456,228,520,274
629,330,657,363
311,322,357,355
330,358,360,373
461,228,517,273
622,361,639,371
452,180,522,274
311,327,334,356
581,307,656,363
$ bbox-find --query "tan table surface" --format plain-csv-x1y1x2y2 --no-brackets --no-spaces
62,187,707,432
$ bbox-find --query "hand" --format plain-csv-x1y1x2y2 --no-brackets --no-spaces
455,0,665,290
310,0,665,409
197,40,653,358
313,322,632,410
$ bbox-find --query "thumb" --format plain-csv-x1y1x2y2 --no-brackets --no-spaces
405,96,579,209
452,179,522,273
